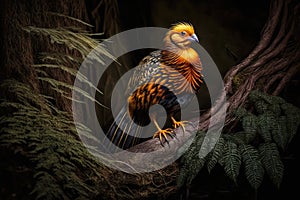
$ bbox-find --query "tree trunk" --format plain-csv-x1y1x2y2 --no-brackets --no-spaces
0,0,89,112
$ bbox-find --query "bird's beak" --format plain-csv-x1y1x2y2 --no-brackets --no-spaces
189,34,199,43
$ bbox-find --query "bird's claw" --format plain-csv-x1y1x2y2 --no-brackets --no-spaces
153,128,175,145
171,118,190,133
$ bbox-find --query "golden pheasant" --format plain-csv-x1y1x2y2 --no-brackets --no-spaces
106,22,203,150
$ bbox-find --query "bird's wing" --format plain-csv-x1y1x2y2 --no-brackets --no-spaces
106,50,162,151
125,50,161,96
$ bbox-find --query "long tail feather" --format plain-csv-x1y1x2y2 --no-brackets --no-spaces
106,107,143,152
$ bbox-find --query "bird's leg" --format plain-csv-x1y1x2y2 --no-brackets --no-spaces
171,116,189,133
152,118,174,145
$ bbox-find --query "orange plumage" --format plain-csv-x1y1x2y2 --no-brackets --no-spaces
106,23,203,150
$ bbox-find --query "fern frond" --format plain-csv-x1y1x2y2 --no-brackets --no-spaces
177,131,206,186
242,114,258,134
0,80,108,199
254,100,268,114
180,131,206,163
223,141,241,183
33,64,103,95
38,77,106,108
257,111,276,142
232,131,256,144
239,144,264,189
271,116,288,150
234,107,248,119
249,90,285,105
177,156,206,187
281,102,300,143
207,137,225,173
179,90,299,191
39,52,82,66
268,103,281,117
259,143,284,188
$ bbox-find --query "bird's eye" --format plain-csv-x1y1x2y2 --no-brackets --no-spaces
180,31,186,36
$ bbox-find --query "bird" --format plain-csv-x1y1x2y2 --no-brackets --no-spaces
106,22,203,151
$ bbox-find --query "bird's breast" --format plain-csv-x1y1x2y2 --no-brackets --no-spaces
157,49,203,94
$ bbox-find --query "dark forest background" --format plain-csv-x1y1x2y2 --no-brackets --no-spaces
0,0,299,200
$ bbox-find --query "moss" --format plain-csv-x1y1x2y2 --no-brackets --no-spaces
232,74,245,92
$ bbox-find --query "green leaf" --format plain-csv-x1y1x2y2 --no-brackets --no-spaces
271,116,288,150
177,156,206,187
249,90,285,105
281,103,300,143
180,131,205,164
254,100,268,114
257,111,276,142
207,137,225,173
268,103,281,117
234,107,248,119
177,131,207,186
233,131,256,144
259,143,284,188
186,157,207,185
242,114,258,134
239,144,264,189
223,141,241,183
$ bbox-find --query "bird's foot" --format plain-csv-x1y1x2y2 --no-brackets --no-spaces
171,117,189,132
153,128,175,146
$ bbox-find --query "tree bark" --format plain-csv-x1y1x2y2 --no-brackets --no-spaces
0,0,90,112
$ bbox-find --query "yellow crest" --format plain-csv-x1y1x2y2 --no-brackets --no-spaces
170,22,195,35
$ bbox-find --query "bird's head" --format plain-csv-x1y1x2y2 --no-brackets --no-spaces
164,22,199,50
